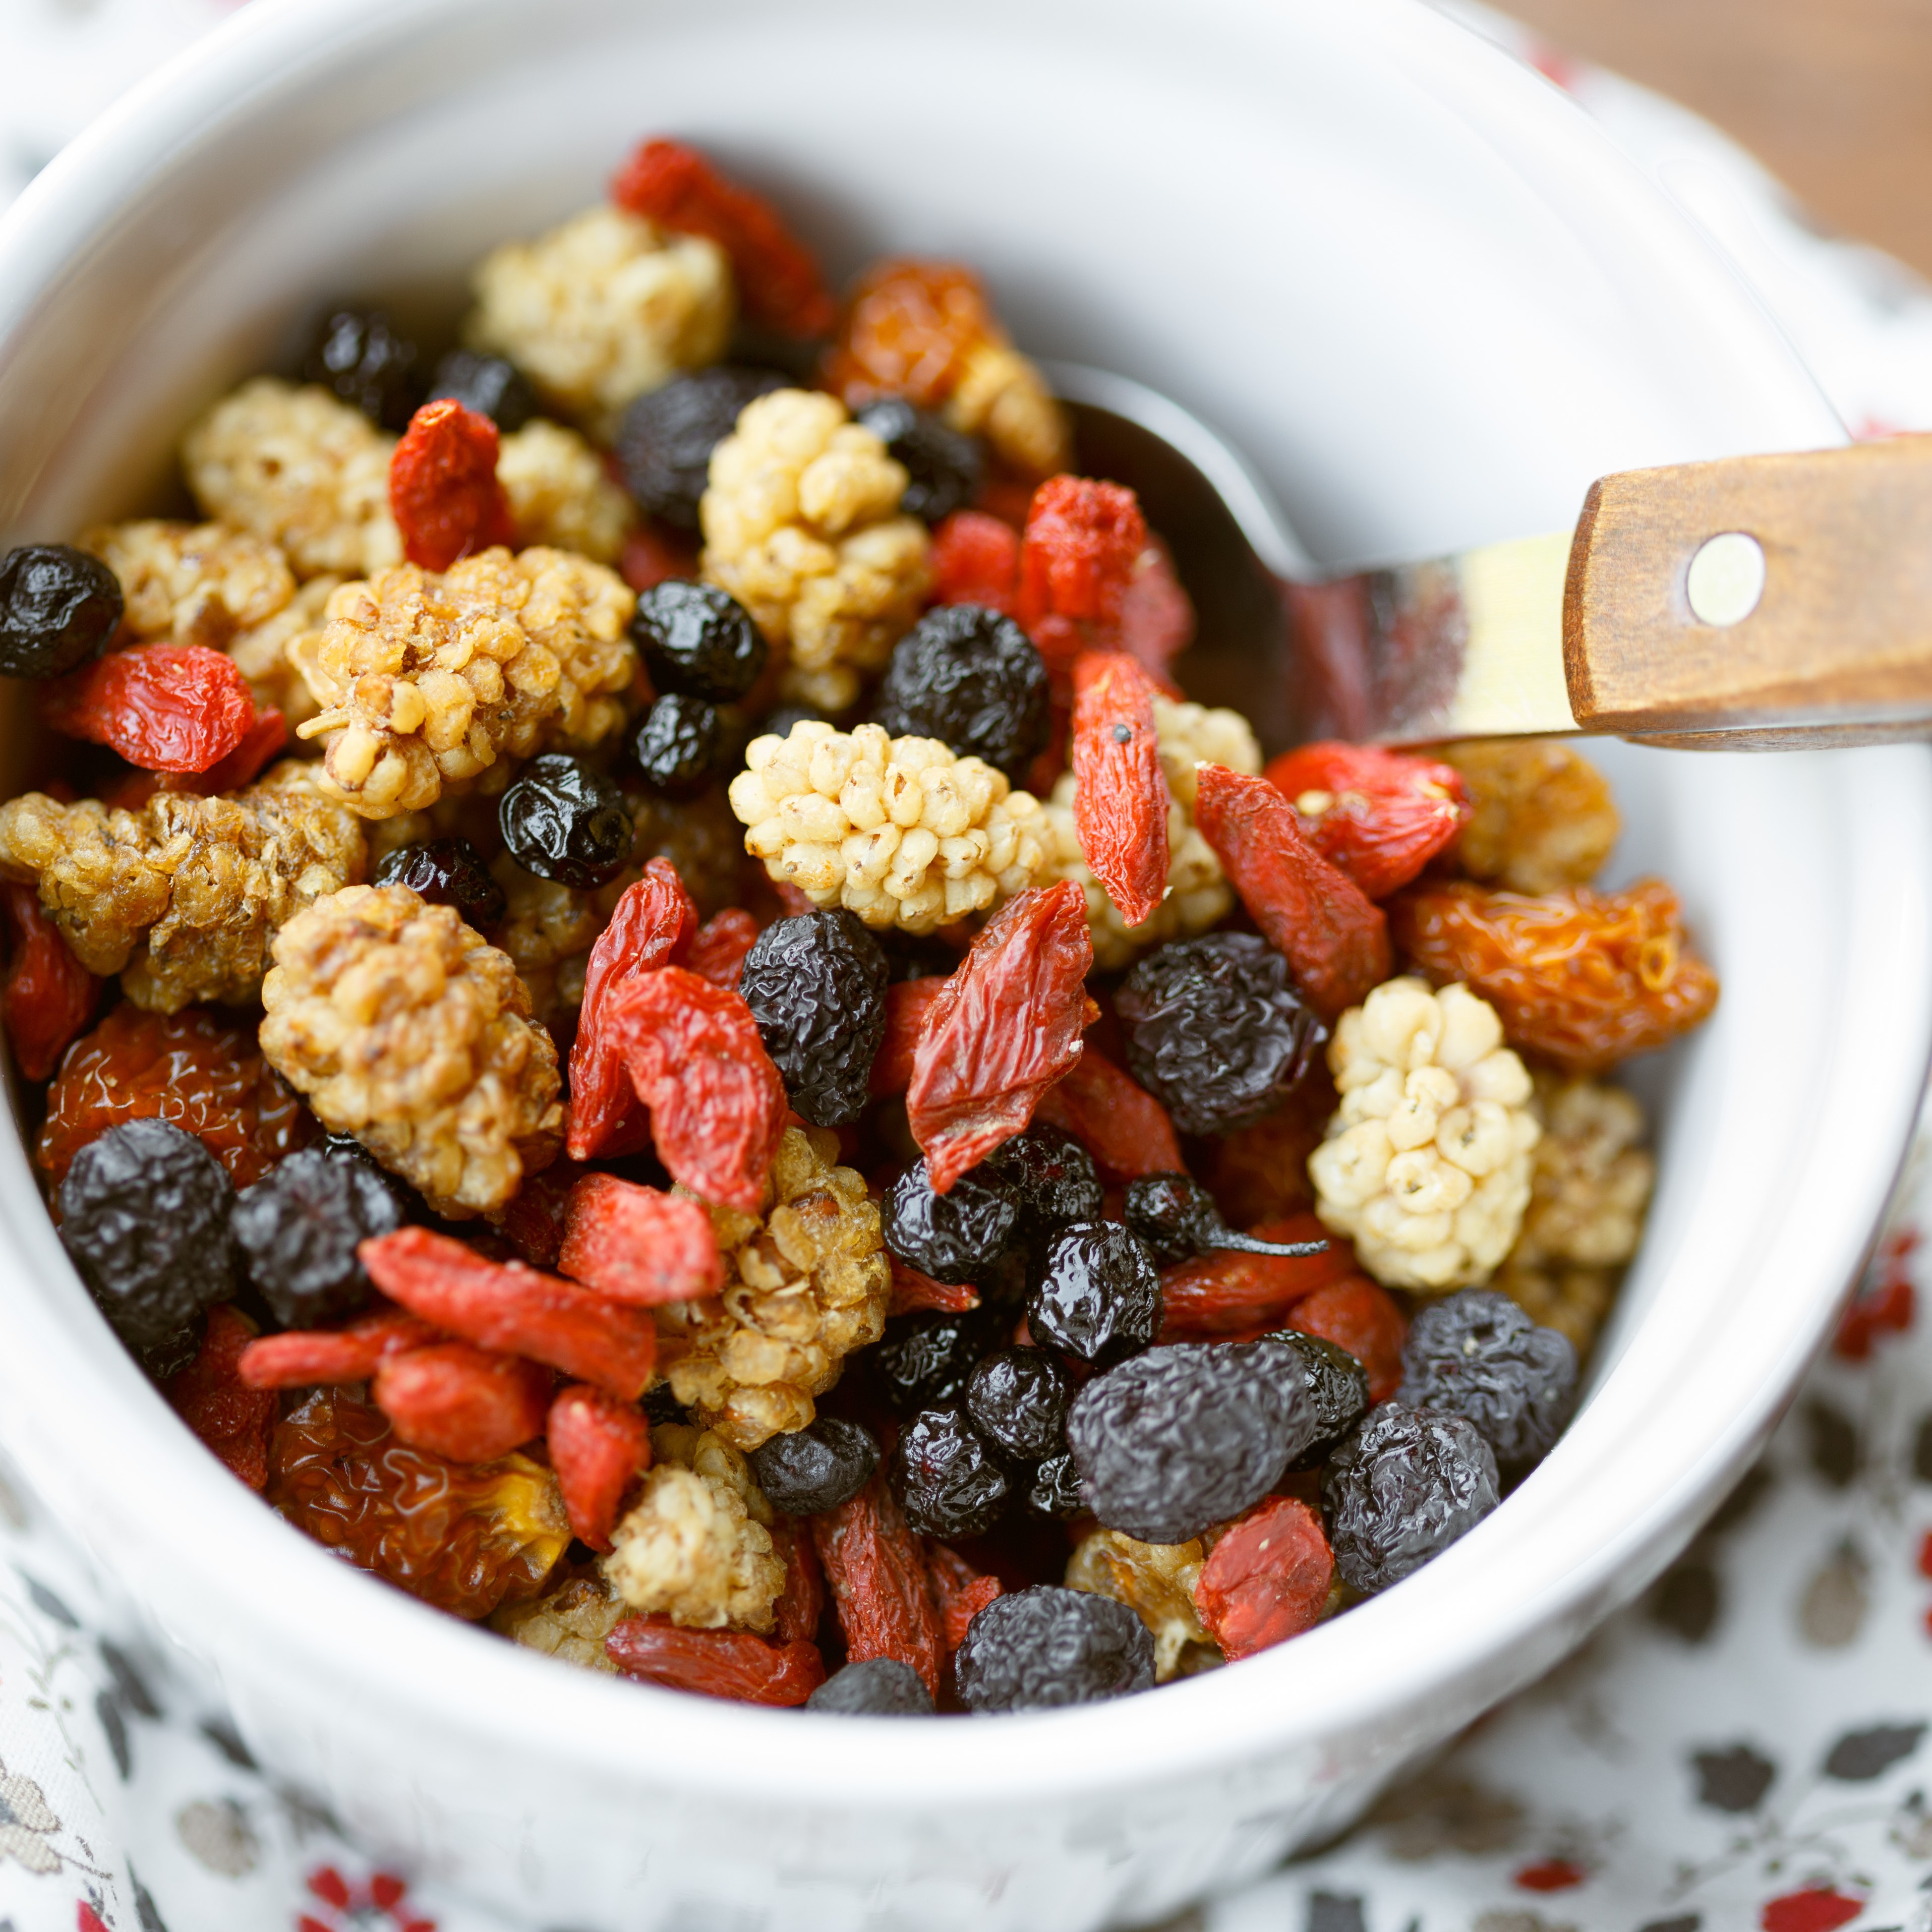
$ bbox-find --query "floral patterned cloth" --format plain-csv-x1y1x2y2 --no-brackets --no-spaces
7,5,1932,1929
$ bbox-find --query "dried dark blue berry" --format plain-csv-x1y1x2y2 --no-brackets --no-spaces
1067,1341,1311,1544
1395,1289,1578,1471
229,1147,405,1329
979,1129,1103,1252
1025,1451,1084,1518
748,1415,879,1515
737,910,888,1127
58,1119,237,1363
631,692,721,796
805,1657,934,1716
424,349,538,432
966,1346,1073,1463
890,1405,1009,1538
872,605,1049,782
1027,1222,1161,1368
881,1160,1021,1289
854,398,983,524
617,366,789,529
631,579,767,704
954,1585,1154,1712
0,545,122,679
319,1131,416,1215
1324,1406,1499,1593
1254,1329,1369,1469
300,308,421,430
1116,933,1324,1136
870,1305,1008,1414
371,837,506,926
1123,1172,1328,1269
758,703,825,741
497,753,632,888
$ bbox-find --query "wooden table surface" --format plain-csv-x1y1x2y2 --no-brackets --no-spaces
1503,0,1932,279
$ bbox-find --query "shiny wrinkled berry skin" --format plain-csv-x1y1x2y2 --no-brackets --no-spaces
954,1584,1155,1712
230,1147,405,1329
498,753,632,888
1067,1342,1314,1544
0,545,123,679
979,1129,1103,1253
737,910,888,1127
1117,933,1324,1136
806,1657,935,1715
372,836,507,926
871,1305,1007,1414
631,579,767,704
425,349,538,432
966,1346,1073,1462
1396,1290,1578,1470
1257,1328,1370,1469
882,1160,1021,1288
1323,1404,1500,1593
872,605,1049,782
58,1118,237,1364
1124,1172,1236,1266
748,1415,879,1515
618,366,789,529
631,692,721,796
854,397,983,524
1026,1450,1083,1518
1027,1221,1161,1368
891,1404,1009,1537
300,307,421,430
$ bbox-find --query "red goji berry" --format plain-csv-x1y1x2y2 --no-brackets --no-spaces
606,1614,827,1706
546,1382,651,1550
1283,1274,1408,1402
889,1256,980,1317
683,906,761,992
43,642,255,773
1158,1213,1352,1341
1071,650,1169,928
360,1228,658,1399
566,860,698,1161
389,399,517,572
605,966,788,1212
174,705,290,797
771,1518,826,1645
924,1541,1002,1651
371,1342,552,1463
490,1156,588,1268
1014,477,1148,671
556,1173,723,1306
239,1307,443,1390
165,1304,277,1491
905,882,1094,1193
610,138,836,338
1,884,98,1082
930,509,1020,613
867,977,948,1098
1193,762,1392,1021
1119,537,1194,684
1263,741,1471,901
810,1474,945,1698
1034,1043,1183,1182
620,520,701,594
1193,1495,1333,1660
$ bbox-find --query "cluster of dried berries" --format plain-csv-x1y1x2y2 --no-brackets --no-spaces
0,135,1719,1720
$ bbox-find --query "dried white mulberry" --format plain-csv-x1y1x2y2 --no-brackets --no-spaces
492,1569,623,1673
497,419,634,564
1065,1528,1216,1682
227,573,340,730
79,520,295,649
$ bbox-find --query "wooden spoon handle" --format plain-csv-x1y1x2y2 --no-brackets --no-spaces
1563,436,1932,744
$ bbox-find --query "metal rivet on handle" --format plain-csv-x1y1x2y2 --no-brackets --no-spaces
1685,531,1766,627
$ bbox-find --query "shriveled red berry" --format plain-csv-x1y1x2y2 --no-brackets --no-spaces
371,1342,552,1462
389,399,516,572
166,1304,277,1491
1014,477,1148,671
1071,650,1168,927
1119,538,1194,683
683,907,761,992
239,1306,441,1389
546,1382,651,1550
867,977,948,1098
930,510,1020,613
1194,1495,1333,1660
607,1614,826,1705
1264,741,1470,900
492,1156,588,1268
1033,1043,1183,1183
1158,1213,1353,1341
43,642,255,773
811,1473,945,1699
611,138,836,338
174,706,291,797
1284,1274,1408,1402
556,1173,723,1305
925,1541,1002,1651
2,883,99,1082
888,1256,979,1317
770,1518,827,1645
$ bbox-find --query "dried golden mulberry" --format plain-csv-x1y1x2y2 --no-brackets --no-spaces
1443,738,1621,894
227,574,340,729
1065,1527,1217,1682
497,419,634,564
79,520,295,650
257,883,563,1215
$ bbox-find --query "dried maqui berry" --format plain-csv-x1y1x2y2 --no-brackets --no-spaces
498,753,632,888
737,909,889,1127
1395,1289,1577,1471
632,692,721,796
618,367,789,530
631,579,768,704
426,349,538,432
230,1146,407,1329
1027,1221,1161,1368
881,1159,1021,1289
1323,1405,1500,1593
978,1128,1103,1255
954,1585,1155,1712
372,837,507,927
966,1346,1072,1462
301,307,422,430
872,604,1049,783
1256,1328,1369,1470
854,398,983,525
807,1657,935,1716
870,1305,1007,1414
890,1404,1009,1538
0,545,122,679
748,1415,879,1515
1124,1172,1329,1269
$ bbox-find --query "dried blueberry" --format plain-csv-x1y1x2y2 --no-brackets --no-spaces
1025,1451,1084,1519
0,545,122,679
58,1119,237,1363
979,1129,1104,1252
872,605,1049,782
806,1657,935,1716
300,308,421,430
631,579,767,705
737,910,888,1127
618,366,789,529
424,349,538,432
1396,1290,1578,1471
854,398,983,524
372,837,506,926
1123,1172,1328,1268
758,702,825,741
631,692,722,796
870,1305,1007,1414
319,1132,416,1215
1323,1404,1500,1593
1255,1329,1369,1469
891,1405,1009,1538
748,1415,880,1515
1117,933,1324,1136
498,753,632,888
1027,1222,1161,1368
967,1346,1073,1463
230,1147,404,1328
1067,1342,1311,1544
954,1585,1154,1712
881,1159,1021,1289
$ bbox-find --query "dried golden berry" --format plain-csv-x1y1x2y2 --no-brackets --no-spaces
1442,739,1621,894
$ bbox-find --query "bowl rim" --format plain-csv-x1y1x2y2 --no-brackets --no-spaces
0,0,1924,1814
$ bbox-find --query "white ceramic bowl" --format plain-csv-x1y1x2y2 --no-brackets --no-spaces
1,3,1928,1927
